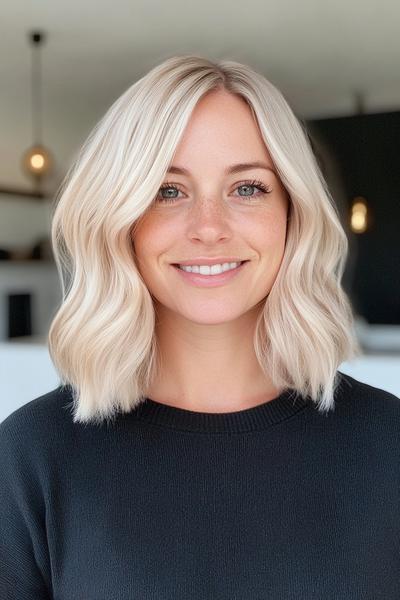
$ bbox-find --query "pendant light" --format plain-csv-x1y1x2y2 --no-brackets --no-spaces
21,31,53,188
349,90,370,234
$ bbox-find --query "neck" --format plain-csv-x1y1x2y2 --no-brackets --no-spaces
145,303,280,413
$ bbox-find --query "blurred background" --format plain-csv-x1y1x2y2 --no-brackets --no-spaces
1,0,399,421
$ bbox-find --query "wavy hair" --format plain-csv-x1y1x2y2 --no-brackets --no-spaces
48,54,361,425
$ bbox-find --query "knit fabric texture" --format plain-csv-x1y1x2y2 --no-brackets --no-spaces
1,371,399,599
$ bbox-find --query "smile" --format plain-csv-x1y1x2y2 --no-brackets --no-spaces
177,261,244,275
172,260,249,287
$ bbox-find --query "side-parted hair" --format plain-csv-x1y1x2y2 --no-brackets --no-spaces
48,54,362,425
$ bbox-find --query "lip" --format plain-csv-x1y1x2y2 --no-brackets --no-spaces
171,260,248,287
172,257,247,267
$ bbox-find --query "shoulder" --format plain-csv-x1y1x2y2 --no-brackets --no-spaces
303,372,400,463
316,370,400,434
0,384,74,432
335,370,400,413
0,385,76,459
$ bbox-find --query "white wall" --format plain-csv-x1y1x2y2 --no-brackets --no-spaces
0,195,53,249
0,261,61,340
0,342,60,422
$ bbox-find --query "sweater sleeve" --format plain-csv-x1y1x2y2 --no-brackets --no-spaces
0,414,52,599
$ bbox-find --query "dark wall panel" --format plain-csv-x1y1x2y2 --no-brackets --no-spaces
308,112,400,324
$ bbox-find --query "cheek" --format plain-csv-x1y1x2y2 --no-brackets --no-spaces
249,211,288,253
131,215,160,259
131,215,177,274
131,222,154,276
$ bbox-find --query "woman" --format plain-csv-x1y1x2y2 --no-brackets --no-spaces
1,55,399,599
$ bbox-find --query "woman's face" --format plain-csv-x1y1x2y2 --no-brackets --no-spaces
132,88,290,325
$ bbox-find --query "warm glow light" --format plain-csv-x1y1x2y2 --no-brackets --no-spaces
350,196,368,233
30,153,45,170
22,144,52,177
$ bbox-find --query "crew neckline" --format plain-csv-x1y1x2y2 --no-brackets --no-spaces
132,388,311,433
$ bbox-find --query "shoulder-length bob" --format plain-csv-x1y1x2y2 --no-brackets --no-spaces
48,54,361,425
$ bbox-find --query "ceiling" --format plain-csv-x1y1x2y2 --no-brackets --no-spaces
1,0,399,192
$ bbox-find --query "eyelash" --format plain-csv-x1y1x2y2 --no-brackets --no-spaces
155,179,272,203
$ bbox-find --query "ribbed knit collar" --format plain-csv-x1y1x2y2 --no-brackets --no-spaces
133,389,310,433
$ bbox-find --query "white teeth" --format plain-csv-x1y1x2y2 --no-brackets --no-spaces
178,261,242,275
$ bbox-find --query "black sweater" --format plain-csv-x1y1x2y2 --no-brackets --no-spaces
1,371,399,599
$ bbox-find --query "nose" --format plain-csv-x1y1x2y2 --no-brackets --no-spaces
185,196,233,244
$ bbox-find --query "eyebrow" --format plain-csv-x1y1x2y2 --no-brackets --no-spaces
167,161,276,176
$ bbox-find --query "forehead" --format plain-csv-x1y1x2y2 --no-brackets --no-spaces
172,89,273,167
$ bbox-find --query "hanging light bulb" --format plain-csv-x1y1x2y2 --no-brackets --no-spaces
21,31,53,184
22,144,52,177
350,196,368,233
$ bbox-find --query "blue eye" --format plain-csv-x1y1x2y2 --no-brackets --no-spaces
235,181,271,198
155,180,272,204
156,184,182,203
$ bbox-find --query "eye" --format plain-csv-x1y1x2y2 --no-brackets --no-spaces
233,180,272,199
154,179,273,204
156,184,184,203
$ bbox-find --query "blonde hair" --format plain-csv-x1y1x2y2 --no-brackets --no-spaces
48,54,361,425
